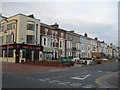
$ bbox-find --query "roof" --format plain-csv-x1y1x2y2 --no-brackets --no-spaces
2,13,40,21
41,23,66,32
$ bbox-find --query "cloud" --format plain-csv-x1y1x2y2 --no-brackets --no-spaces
1,2,118,46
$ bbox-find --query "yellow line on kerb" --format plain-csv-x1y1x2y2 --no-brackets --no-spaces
95,72,118,88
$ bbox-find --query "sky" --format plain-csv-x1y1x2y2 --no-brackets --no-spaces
1,0,119,46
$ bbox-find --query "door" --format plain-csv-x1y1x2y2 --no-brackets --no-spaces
15,49,20,63
34,51,39,61
26,50,32,62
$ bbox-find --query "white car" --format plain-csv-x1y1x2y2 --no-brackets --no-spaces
99,58,107,60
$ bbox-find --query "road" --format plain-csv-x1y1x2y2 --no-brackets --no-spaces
2,62,119,88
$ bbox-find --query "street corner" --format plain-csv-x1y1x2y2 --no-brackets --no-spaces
95,72,119,88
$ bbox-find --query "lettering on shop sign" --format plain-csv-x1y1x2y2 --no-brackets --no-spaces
36,47,41,50
9,46,14,49
22,46,41,50
0,46,6,49
22,46,29,49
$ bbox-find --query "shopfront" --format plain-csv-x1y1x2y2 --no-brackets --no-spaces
0,44,43,63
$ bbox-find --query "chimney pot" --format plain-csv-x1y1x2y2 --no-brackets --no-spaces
84,33,87,37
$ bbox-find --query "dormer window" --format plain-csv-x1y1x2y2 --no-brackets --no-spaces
45,28,48,35
61,33,64,38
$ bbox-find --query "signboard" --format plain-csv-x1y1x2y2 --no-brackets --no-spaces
0,44,43,51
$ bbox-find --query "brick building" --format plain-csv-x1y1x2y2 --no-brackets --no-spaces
40,23,66,60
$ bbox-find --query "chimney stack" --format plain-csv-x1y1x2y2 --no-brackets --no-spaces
110,43,113,45
102,41,104,43
51,23,59,28
95,37,98,40
84,33,87,37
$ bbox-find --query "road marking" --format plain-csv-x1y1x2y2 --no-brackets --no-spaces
38,79,46,81
83,85,94,88
98,71,103,72
42,78,50,81
58,82,66,85
95,74,111,88
49,80,60,83
71,74,91,80
66,82,70,84
95,72,119,88
69,83,82,87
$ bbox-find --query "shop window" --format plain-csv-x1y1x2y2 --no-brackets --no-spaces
27,24,35,31
22,51,26,58
5,49,13,57
34,51,39,61
0,50,3,57
8,49,13,57
27,35,34,44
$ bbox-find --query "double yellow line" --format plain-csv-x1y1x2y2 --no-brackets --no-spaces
95,71,118,88
95,74,110,88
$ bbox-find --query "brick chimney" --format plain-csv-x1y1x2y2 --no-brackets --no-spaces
95,37,98,40
102,41,105,43
28,14,34,18
51,23,59,28
69,30,74,33
84,33,87,37
110,43,113,45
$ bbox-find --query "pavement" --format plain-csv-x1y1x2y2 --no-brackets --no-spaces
1,61,120,88
1,61,83,73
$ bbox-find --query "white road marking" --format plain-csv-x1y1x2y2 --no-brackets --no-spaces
71,74,91,80
69,83,82,87
66,82,70,84
58,82,66,85
83,85,94,88
38,79,46,81
42,78,50,81
49,80,60,83
98,71,103,72
49,81,56,83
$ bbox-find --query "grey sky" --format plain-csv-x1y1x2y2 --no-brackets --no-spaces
1,1,119,46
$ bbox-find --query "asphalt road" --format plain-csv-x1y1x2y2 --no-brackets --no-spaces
2,62,119,88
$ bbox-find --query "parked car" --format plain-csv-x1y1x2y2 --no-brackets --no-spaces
60,59,75,66
98,58,107,60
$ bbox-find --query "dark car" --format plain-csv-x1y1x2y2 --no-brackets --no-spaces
60,59,75,66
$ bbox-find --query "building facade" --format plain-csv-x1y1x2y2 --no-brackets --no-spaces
0,14,43,63
40,23,66,60
66,31,80,58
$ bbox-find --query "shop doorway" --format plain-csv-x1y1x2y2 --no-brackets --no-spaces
34,51,39,61
15,49,20,63
26,50,32,62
